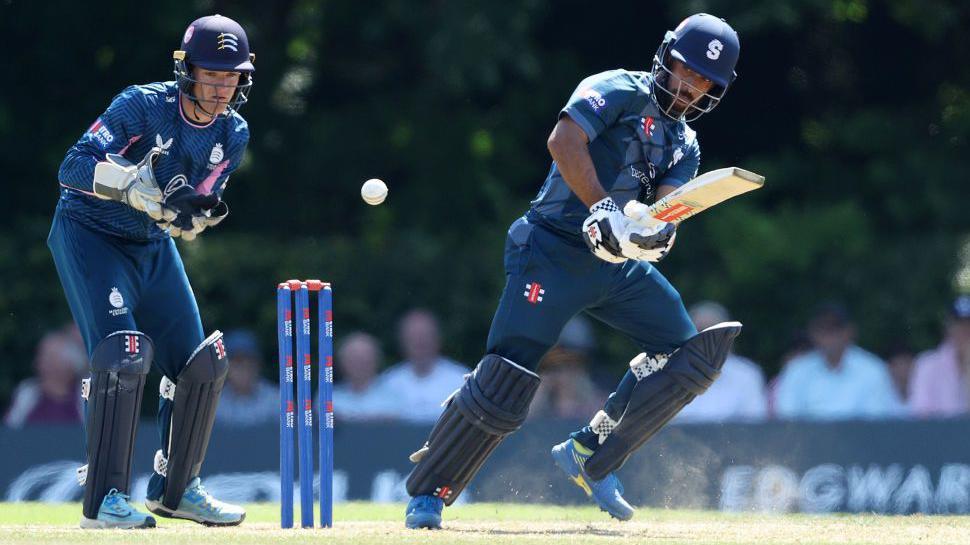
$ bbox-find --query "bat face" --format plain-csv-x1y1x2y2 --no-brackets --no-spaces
634,167,764,225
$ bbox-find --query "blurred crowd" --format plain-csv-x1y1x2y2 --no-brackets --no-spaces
6,296,970,428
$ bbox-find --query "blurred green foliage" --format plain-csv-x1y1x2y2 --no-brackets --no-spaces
1,0,968,404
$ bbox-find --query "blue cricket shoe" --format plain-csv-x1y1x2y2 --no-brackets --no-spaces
551,438,635,521
145,477,245,526
79,488,156,529
405,495,444,529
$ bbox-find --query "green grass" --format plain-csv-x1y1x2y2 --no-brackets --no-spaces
1,502,968,545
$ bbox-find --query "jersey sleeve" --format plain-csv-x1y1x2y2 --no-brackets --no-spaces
57,86,149,195
197,119,249,198
560,70,638,142
658,132,700,188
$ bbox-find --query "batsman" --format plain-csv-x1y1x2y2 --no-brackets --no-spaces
47,15,253,528
405,14,744,528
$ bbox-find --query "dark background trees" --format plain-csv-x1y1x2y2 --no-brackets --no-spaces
1,0,968,401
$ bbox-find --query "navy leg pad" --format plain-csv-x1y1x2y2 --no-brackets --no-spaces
585,322,741,480
160,331,229,511
82,331,153,519
406,354,540,505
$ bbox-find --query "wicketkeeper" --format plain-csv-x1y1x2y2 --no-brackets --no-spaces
48,14,253,529
405,13,743,528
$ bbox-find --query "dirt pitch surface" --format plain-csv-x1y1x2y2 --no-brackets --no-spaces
1,502,967,545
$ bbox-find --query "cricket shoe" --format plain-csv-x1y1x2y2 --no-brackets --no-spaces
551,438,635,521
405,495,444,529
80,488,156,529
145,477,245,526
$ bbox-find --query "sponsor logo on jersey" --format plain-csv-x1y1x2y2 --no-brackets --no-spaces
87,118,114,148
669,147,684,168
217,33,239,52
108,287,129,317
209,143,224,164
630,163,656,185
581,88,606,111
156,134,174,155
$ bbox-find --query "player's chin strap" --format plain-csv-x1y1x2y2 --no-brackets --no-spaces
584,322,741,481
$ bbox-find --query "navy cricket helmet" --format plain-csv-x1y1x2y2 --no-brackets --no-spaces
651,13,740,122
173,14,255,114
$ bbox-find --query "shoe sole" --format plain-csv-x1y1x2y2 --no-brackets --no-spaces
79,516,156,529
405,515,442,530
145,500,245,527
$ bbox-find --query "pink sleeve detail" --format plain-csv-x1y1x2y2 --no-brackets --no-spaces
196,160,229,195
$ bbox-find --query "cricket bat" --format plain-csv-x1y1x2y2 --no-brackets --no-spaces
625,167,765,225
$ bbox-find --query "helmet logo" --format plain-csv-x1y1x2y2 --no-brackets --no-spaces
706,39,723,60
183,25,195,44
217,33,239,52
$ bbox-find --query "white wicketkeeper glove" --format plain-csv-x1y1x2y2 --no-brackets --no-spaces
92,148,174,222
582,197,676,263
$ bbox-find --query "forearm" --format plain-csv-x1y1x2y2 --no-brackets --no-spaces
547,117,607,207
57,148,98,193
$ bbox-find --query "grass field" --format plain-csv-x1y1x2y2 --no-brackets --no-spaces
1,502,967,545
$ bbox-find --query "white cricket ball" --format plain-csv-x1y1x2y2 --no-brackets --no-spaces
361,178,388,206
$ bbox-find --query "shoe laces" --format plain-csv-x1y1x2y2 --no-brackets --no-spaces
187,480,216,510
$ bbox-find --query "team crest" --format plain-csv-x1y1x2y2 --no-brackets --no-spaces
209,143,224,164
108,288,129,317
217,33,239,52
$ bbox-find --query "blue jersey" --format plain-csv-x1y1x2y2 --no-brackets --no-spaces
528,70,700,237
57,81,249,241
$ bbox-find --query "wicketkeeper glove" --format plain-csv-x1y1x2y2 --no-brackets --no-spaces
92,148,172,221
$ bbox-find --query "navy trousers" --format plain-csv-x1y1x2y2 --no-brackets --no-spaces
485,216,696,450
48,206,205,500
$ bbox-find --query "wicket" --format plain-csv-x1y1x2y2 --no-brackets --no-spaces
277,279,334,528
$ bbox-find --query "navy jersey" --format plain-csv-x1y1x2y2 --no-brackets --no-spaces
58,82,249,241
529,70,700,236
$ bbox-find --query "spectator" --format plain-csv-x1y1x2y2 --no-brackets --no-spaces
775,302,903,420
378,309,467,424
4,325,86,427
767,329,813,417
676,302,768,423
332,332,395,421
531,316,606,419
215,330,278,427
884,343,915,404
909,296,970,418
